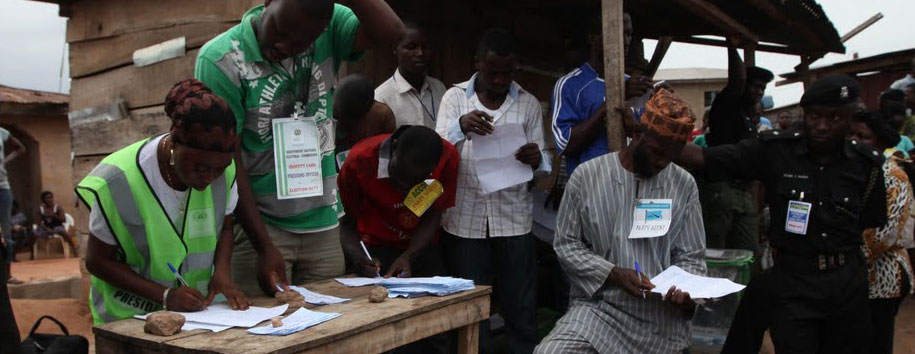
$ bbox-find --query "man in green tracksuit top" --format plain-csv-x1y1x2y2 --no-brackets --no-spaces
195,0,405,295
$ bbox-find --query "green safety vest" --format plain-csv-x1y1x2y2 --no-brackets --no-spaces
76,138,236,325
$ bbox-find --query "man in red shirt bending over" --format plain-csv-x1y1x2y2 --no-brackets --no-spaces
338,125,459,278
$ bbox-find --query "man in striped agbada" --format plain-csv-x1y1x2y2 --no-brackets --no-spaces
536,90,706,354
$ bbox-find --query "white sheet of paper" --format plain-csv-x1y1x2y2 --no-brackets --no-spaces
334,277,383,287
137,304,288,328
471,123,533,194
289,285,350,305
649,265,746,299
247,308,341,336
628,199,673,239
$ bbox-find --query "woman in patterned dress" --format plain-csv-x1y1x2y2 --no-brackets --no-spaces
850,111,914,354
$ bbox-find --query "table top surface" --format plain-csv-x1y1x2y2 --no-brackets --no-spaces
94,278,491,353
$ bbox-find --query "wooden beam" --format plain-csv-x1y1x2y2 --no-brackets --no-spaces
65,0,259,43
744,44,756,67
670,36,800,56
71,105,171,157
69,22,235,78
670,0,758,43
645,37,672,78
69,49,198,112
0,102,68,116
841,13,883,43
602,0,626,153
777,52,908,86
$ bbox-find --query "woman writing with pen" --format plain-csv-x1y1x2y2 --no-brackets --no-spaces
81,79,251,324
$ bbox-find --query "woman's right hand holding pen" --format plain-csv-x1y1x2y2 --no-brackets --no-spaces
166,286,207,312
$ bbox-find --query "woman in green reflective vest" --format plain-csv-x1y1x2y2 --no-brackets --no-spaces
80,79,251,324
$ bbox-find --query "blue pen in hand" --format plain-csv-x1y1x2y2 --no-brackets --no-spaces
167,262,190,287
634,261,646,299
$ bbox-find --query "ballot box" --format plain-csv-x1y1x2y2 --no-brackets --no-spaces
690,248,754,353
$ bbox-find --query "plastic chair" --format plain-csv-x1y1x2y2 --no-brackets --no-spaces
31,213,76,259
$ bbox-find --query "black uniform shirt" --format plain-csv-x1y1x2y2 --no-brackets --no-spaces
703,130,887,256
705,89,758,146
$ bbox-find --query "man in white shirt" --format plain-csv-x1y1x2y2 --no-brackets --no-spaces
375,22,446,128
435,28,551,354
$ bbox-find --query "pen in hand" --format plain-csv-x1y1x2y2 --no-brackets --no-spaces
167,261,190,287
634,261,646,299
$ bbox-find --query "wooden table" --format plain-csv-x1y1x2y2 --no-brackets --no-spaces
93,279,491,354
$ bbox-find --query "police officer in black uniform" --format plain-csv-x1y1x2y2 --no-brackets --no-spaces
679,74,887,353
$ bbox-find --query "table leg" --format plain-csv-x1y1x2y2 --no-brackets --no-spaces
456,321,480,354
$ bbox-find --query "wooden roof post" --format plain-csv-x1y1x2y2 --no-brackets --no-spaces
744,43,757,67
602,0,626,153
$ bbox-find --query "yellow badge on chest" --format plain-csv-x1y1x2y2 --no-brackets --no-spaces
404,179,443,217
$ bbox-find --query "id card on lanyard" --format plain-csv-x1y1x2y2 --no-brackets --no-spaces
272,116,323,199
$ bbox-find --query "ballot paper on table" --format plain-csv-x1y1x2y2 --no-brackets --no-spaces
247,308,341,336
288,285,350,305
136,303,289,328
471,123,533,194
649,265,746,299
335,276,475,298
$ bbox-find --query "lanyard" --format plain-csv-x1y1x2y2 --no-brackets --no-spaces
395,75,436,121
411,90,436,121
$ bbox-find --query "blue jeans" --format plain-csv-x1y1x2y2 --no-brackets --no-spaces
0,189,11,264
442,231,538,354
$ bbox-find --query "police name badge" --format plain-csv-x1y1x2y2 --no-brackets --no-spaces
272,117,323,199
785,200,812,235
186,207,215,239
404,179,443,217
628,199,673,239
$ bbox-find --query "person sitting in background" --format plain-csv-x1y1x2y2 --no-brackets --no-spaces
10,201,34,261
334,74,397,170
375,22,446,129
81,79,249,325
849,111,914,354
35,191,77,256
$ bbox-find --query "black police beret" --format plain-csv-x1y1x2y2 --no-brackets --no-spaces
800,74,860,107
746,66,774,83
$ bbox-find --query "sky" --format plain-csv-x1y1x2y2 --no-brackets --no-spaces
0,0,913,107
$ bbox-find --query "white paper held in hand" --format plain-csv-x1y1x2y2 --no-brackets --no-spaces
648,265,745,299
471,123,533,194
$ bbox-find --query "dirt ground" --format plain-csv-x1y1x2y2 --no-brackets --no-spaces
9,256,80,282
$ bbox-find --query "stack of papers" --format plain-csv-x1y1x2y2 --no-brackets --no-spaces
247,308,341,336
135,304,289,332
288,285,350,305
335,276,475,298
649,266,746,299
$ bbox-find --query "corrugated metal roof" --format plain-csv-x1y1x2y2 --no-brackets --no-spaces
0,85,68,105
654,68,729,82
